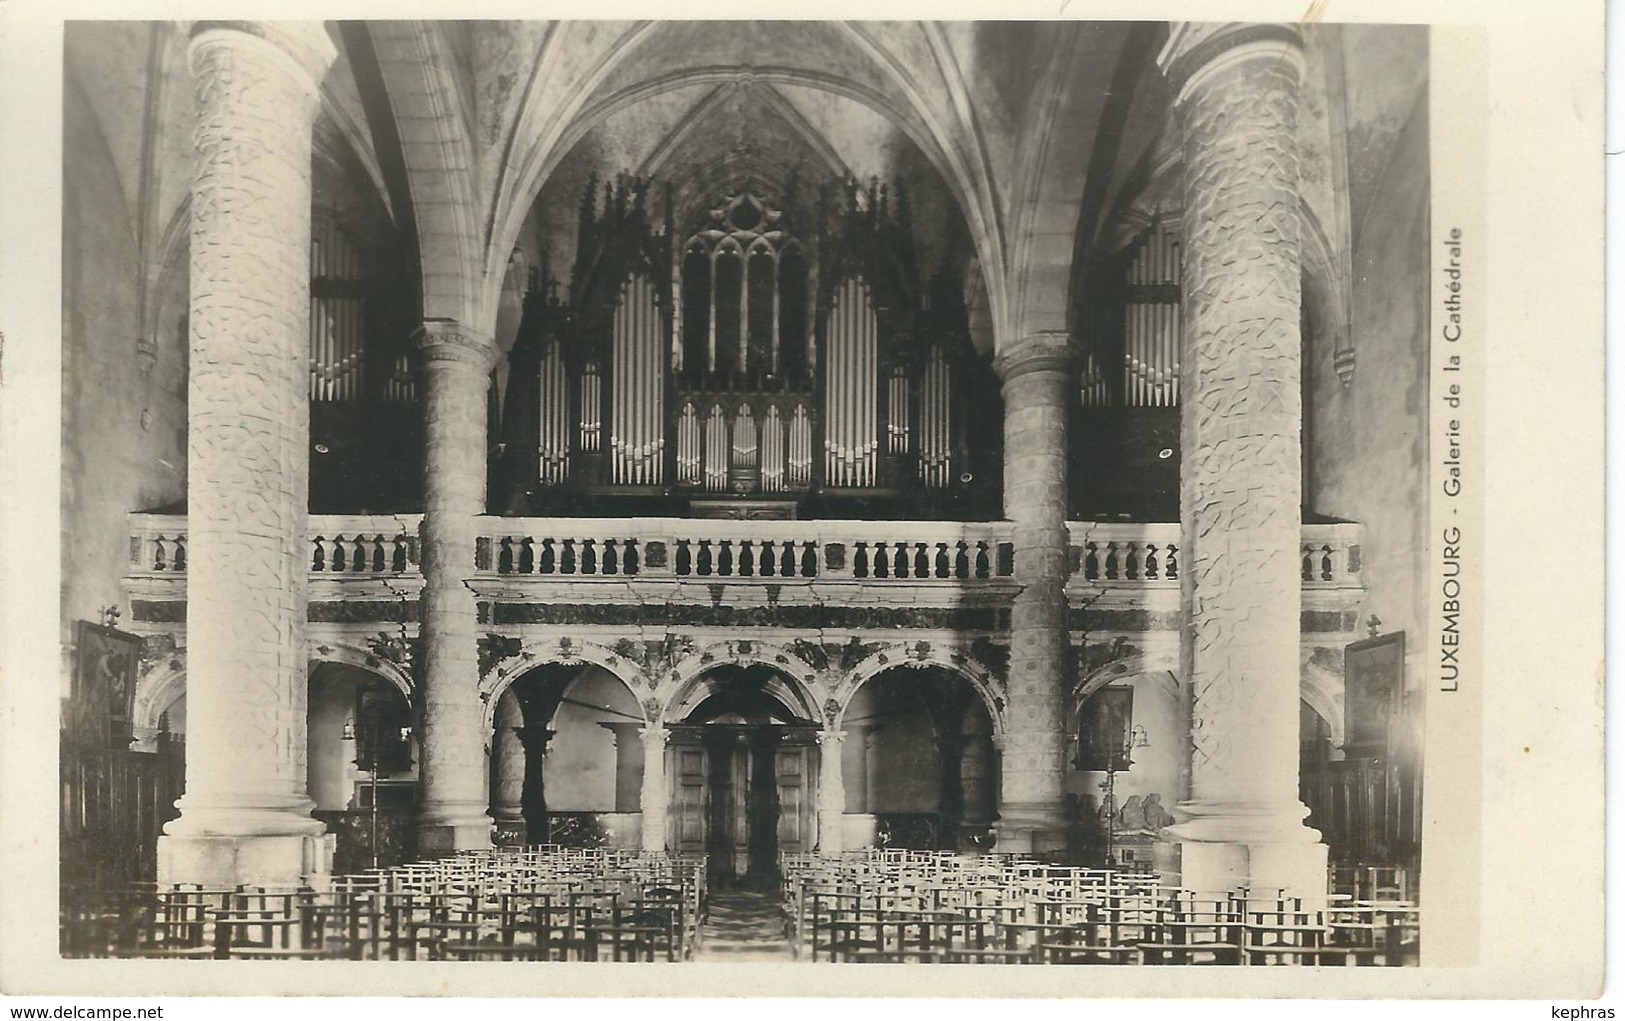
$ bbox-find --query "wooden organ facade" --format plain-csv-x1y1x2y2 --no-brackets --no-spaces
494,178,1000,520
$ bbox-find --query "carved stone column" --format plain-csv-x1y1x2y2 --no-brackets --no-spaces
490,691,525,842
816,729,845,856
1157,23,1326,900
993,332,1078,854
157,22,336,888
415,320,500,853
639,726,669,853
515,725,555,845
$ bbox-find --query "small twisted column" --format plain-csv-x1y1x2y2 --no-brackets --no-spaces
415,320,500,853
640,726,670,852
1158,23,1325,899
817,729,846,856
993,332,1078,853
159,21,336,888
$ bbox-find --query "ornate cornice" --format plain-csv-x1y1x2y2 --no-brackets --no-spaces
1157,23,1304,102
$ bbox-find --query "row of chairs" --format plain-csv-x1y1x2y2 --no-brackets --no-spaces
69,847,707,961
781,850,1420,966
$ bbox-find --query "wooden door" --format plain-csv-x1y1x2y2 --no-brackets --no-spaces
671,744,708,855
776,744,815,854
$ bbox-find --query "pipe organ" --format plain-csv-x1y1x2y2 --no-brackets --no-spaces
494,176,996,518
304,206,423,513
1071,217,1184,520
1122,222,1181,408
1078,219,1182,410
309,213,366,403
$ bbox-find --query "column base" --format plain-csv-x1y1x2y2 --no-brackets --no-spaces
995,800,1070,855
818,809,845,856
157,832,332,888
1157,838,1329,905
841,813,878,850
640,810,667,853
417,805,493,854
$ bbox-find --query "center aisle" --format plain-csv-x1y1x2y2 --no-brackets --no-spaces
692,888,795,962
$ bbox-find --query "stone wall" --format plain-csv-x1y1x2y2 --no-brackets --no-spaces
61,84,188,676
1306,75,1429,689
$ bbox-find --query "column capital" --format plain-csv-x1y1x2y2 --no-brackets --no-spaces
415,319,501,372
816,728,846,747
994,331,1080,384
512,725,555,753
1156,23,1304,102
185,21,338,91
639,725,670,746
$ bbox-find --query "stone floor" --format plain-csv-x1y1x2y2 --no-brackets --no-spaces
692,888,794,962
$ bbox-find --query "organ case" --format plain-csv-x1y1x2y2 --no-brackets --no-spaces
493,176,999,520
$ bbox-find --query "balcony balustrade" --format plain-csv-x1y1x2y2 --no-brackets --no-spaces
126,514,1362,594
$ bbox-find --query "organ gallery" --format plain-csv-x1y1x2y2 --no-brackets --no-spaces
57,18,1431,964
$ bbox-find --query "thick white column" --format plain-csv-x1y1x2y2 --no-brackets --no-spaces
415,320,500,853
817,729,845,856
1157,23,1326,900
158,21,336,888
993,332,1078,854
639,726,669,853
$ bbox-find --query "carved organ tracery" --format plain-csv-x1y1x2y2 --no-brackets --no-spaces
496,176,997,518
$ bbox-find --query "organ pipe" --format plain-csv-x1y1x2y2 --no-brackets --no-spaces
887,366,909,455
610,274,665,484
538,340,569,483
677,402,701,484
308,215,366,403
823,277,878,487
1116,223,1182,408
919,343,951,487
580,362,601,453
704,403,728,491
762,405,785,492
789,404,812,487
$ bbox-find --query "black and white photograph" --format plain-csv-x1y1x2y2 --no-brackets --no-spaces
0,0,1605,1004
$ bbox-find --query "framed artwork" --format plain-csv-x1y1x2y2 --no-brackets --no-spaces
354,683,414,776
1075,686,1134,771
73,621,141,731
1344,631,1406,757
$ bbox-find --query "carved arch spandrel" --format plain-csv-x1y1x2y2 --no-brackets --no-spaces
479,635,656,740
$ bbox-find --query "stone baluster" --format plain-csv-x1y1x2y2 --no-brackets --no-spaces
1157,22,1326,900
640,725,670,853
158,21,337,888
415,320,500,853
992,332,1077,854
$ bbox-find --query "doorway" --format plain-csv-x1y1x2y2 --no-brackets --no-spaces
666,665,817,887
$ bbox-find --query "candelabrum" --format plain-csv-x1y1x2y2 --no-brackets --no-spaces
1098,724,1150,867
343,688,414,871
